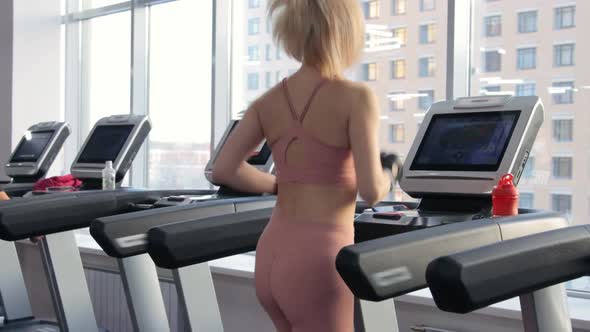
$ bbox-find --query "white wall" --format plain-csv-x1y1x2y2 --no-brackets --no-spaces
0,1,14,181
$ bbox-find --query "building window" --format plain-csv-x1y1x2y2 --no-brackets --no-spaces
247,73,259,90
555,6,575,30
392,0,407,15
419,24,436,44
265,71,272,89
248,18,260,35
481,85,500,95
553,119,573,142
248,0,260,9
552,157,573,179
389,92,406,112
363,0,380,19
551,194,572,215
418,90,434,110
518,11,537,33
392,27,408,46
484,15,502,37
247,45,259,61
420,0,435,12
552,81,574,104
391,59,406,79
554,44,575,67
266,18,272,34
276,47,282,60
517,47,536,70
483,50,502,72
519,193,534,209
389,124,405,143
418,57,436,77
265,44,272,61
275,71,281,83
522,156,534,178
361,63,378,81
516,83,536,96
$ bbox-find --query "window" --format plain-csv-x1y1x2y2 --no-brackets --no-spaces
248,0,259,9
361,63,378,81
484,15,502,37
389,92,406,112
392,27,408,46
522,156,534,178
419,57,436,77
275,71,281,84
248,45,259,61
554,44,575,67
553,119,573,142
266,18,272,34
483,50,501,72
518,11,537,33
265,44,271,61
516,83,536,96
520,193,534,209
391,59,406,79
517,47,536,70
392,0,407,15
481,85,500,95
276,47,282,60
553,157,573,179
552,81,574,104
418,90,434,110
363,1,380,19
555,6,575,30
247,73,259,90
265,72,272,89
420,0,435,11
552,194,572,215
248,18,260,35
419,24,436,44
389,124,405,143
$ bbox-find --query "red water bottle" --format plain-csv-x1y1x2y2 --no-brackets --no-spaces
492,174,519,216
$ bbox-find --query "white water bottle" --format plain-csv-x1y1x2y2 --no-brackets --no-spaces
102,161,116,190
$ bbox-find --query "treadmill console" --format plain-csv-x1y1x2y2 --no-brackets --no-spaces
401,95,543,197
5,122,70,182
204,119,274,184
71,115,151,185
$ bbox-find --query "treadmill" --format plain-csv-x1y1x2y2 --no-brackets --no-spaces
89,119,276,332
0,122,69,330
4,122,70,197
426,224,587,332
332,95,573,331
0,115,203,332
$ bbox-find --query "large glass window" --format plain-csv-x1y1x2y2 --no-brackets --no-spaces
552,81,574,104
147,0,213,189
482,50,502,72
418,57,436,77
552,194,572,215
361,63,378,81
553,156,573,179
248,18,260,35
484,15,502,37
418,90,434,111
517,47,536,70
554,43,575,67
553,118,574,142
555,6,576,30
85,12,131,125
419,23,436,44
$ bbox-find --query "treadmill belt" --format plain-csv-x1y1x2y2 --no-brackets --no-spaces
0,321,59,332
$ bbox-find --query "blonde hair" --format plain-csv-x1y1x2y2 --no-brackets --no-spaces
268,0,365,77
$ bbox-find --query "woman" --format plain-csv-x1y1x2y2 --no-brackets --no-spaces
212,0,395,330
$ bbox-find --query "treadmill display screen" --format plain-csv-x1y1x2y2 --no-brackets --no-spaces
410,111,520,171
10,131,55,163
247,142,272,165
77,125,134,164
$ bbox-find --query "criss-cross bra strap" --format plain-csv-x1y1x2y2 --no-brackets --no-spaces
281,78,327,123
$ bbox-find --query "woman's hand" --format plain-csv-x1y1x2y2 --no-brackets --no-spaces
380,152,403,184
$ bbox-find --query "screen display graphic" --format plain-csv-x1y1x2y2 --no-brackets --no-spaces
10,131,55,163
410,111,520,172
77,125,134,164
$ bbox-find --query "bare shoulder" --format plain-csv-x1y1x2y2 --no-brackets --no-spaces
330,80,378,117
248,84,283,115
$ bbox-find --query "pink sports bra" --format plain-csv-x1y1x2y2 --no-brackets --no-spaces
270,79,356,185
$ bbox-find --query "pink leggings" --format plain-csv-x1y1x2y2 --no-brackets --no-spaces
255,208,355,332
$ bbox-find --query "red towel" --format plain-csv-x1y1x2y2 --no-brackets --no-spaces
33,174,83,192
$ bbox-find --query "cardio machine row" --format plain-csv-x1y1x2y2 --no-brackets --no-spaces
0,95,580,332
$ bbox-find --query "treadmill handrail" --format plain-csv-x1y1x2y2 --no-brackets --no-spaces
147,208,274,269
335,210,568,301
90,196,276,258
0,190,209,240
426,224,590,314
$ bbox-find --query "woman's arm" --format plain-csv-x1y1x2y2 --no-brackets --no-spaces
211,107,276,194
349,86,392,206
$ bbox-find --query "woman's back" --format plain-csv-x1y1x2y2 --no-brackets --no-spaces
255,68,364,224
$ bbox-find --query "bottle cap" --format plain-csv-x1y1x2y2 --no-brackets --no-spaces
493,173,518,197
